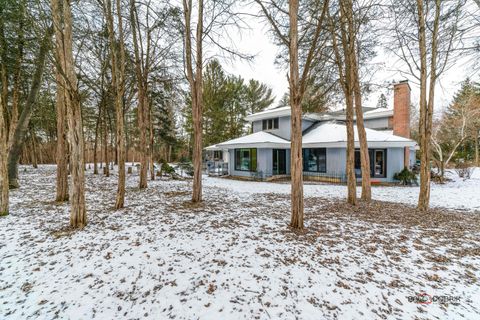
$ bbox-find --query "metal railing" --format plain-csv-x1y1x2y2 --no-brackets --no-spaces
206,161,229,176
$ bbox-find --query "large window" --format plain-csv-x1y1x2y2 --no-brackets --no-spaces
262,118,279,130
355,149,387,178
302,148,326,173
235,148,257,171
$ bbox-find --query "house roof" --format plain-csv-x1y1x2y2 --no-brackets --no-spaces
244,106,291,122
302,121,416,148
206,121,416,150
205,144,221,151
215,131,290,149
244,105,393,123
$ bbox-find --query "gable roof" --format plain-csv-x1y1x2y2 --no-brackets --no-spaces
214,131,290,149
302,121,416,148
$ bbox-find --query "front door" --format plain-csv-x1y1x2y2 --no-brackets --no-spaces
273,149,286,175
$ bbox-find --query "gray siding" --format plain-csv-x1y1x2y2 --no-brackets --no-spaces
327,148,346,175
386,148,403,181
251,116,314,140
362,117,391,130
252,121,262,133
227,146,407,182
257,148,271,175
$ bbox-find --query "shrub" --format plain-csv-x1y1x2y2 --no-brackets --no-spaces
393,167,417,186
161,161,176,175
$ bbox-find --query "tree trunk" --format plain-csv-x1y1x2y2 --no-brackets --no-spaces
417,0,439,211
0,11,8,138
52,0,86,227
104,0,126,209
93,101,101,174
7,26,53,189
475,129,479,166
30,130,38,169
288,0,304,229
103,97,109,177
346,0,371,201
346,93,357,205
149,101,155,180
182,0,204,202
52,3,69,201
130,0,147,189
352,60,371,201
0,95,8,215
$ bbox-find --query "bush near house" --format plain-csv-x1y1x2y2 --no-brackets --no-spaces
394,167,417,186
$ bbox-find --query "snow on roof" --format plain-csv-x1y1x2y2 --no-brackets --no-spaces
302,121,416,148
216,131,290,149
244,106,291,122
245,105,393,123
205,144,221,151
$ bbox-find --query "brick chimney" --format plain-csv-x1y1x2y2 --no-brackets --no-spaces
393,80,411,138
393,80,411,168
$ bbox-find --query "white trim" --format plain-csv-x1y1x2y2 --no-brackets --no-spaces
218,142,291,149
245,107,291,122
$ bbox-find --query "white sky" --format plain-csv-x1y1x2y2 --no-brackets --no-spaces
217,7,477,116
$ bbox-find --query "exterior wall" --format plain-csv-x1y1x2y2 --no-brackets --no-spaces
252,121,262,133
251,116,314,141
252,118,290,139
385,148,404,181
227,146,408,182
257,148,272,175
363,117,391,130
228,148,271,178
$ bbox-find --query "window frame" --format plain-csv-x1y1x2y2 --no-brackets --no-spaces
234,148,258,172
261,118,279,130
354,148,387,178
302,148,327,173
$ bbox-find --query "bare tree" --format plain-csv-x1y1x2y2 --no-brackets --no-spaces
52,0,69,202
389,0,467,211
328,0,375,202
51,0,86,228
0,95,8,215
182,0,204,203
255,0,329,229
129,0,150,189
103,0,127,208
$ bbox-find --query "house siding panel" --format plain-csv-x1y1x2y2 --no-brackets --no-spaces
363,117,391,130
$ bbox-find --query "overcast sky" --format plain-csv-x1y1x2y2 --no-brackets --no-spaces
217,6,477,116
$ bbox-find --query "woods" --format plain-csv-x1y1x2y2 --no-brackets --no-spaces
0,0,478,225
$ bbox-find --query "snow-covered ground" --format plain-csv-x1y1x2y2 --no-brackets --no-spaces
204,168,480,212
1,165,479,319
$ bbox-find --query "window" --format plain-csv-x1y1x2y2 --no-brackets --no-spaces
302,148,326,173
355,149,387,178
374,150,385,177
262,118,279,130
235,148,257,171
213,151,222,160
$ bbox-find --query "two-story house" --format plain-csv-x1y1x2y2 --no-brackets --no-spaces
206,81,417,182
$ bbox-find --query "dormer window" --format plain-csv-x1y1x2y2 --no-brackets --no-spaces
262,118,279,130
